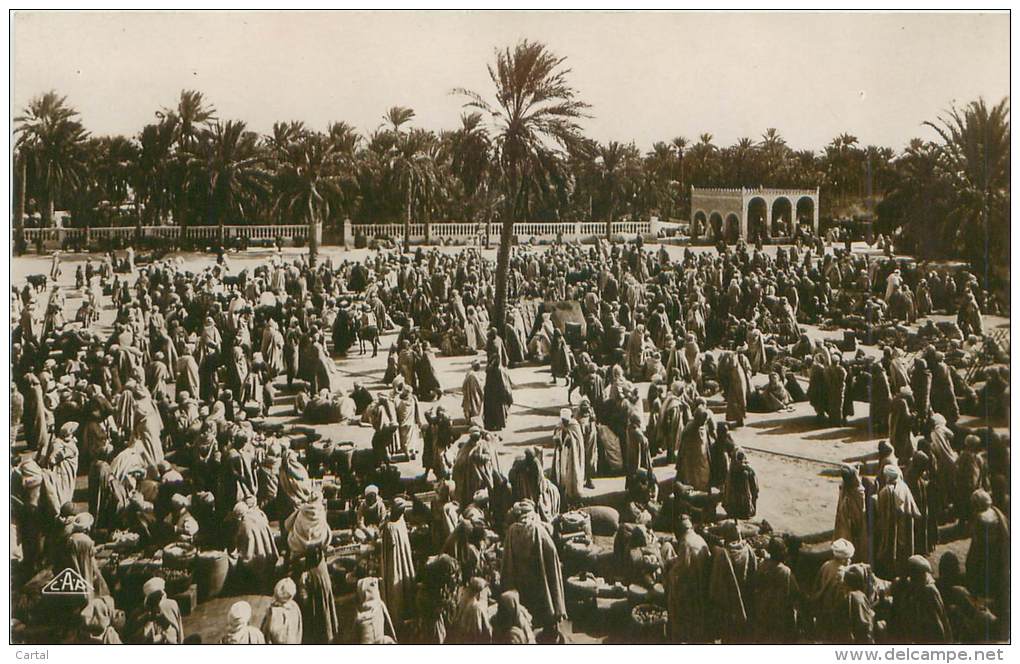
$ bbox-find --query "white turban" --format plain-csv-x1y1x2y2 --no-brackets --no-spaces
831,538,855,560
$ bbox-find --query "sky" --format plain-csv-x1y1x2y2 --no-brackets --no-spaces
12,11,1011,154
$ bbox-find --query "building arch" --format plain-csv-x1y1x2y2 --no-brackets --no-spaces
725,213,741,244
692,210,708,239
708,211,724,241
771,197,793,237
796,196,815,227
746,197,768,241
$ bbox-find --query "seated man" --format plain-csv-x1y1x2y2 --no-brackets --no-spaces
621,468,661,527
354,485,388,542
749,372,794,413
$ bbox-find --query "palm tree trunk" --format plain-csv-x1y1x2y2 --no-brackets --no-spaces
40,184,54,228
403,187,412,253
308,210,319,268
492,179,523,335
493,215,515,337
135,198,143,242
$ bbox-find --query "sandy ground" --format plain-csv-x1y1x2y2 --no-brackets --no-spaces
12,241,1007,641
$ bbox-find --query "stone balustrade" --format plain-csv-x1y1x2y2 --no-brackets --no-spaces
348,220,651,245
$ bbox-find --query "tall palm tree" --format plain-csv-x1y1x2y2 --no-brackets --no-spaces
671,136,689,217
825,132,861,207
188,120,269,234
924,97,1010,278
728,137,757,185
596,140,640,238
759,127,788,182
14,91,89,228
133,121,177,228
273,131,355,266
448,112,494,225
644,141,677,219
160,90,217,230
389,128,442,251
688,133,719,188
356,129,399,226
876,138,948,258
455,39,590,328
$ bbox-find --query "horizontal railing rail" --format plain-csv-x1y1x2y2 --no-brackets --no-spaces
350,220,651,241
21,224,309,244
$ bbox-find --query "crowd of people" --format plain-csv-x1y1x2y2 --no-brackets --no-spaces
9,231,1009,644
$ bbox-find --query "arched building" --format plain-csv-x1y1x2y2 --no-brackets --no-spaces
689,186,819,243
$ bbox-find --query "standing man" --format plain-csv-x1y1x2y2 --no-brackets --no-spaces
576,397,598,489
381,497,416,628
461,360,485,425
551,408,585,504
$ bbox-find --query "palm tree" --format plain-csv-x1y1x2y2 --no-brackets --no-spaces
759,127,788,181
14,91,89,228
455,39,590,328
133,121,177,228
189,120,269,236
389,128,442,251
267,121,309,156
876,138,948,257
671,136,688,217
356,129,400,226
160,90,217,230
382,106,416,134
644,141,677,219
824,132,861,207
727,137,757,185
924,97,1010,278
448,112,495,226
273,131,355,266
688,133,719,188
596,140,641,238
327,121,361,159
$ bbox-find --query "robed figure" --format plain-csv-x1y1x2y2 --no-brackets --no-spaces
501,501,567,626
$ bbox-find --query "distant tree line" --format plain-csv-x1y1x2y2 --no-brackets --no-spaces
12,42,1009,279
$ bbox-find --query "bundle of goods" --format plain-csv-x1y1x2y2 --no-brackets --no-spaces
630,603,668,643
555,510,593,545
161,542,197,570
704,518,773,545
193,549,230,602
107,529,141,553
307,440,356,476
560,538,608,578
286,427,322,451
771,354,807,374
578,505,621,537
670,482,722,526
154,565,194,596
303,395,357,424
116,556,163,607
328,541,380,592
